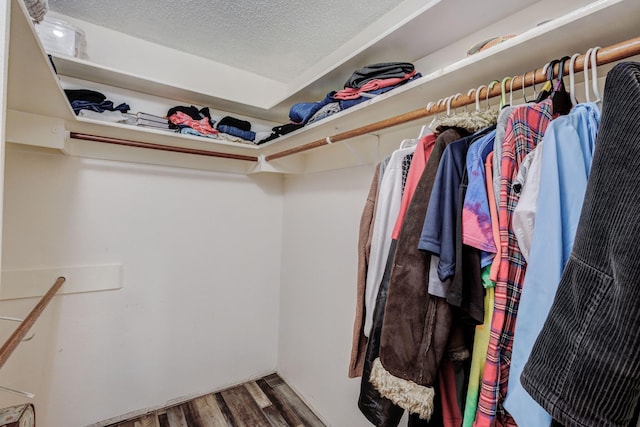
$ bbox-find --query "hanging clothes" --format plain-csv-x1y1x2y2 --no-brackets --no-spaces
363,147,414,338
504,102,600,426
521,62,640,427
511,145,544,262
369,128,469,420
358,134,439,427
350,165,382,379
475,98,554,427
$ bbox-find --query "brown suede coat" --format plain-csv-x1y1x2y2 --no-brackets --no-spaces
378,128,468,401
349,165,380,378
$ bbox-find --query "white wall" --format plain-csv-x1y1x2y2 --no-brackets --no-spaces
278,164,375,427
277,126,421,426
0,145,284,426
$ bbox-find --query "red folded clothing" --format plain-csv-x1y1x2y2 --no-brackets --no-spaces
168,111,218,135
333,70,417,100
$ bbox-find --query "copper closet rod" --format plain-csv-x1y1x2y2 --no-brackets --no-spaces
0,277,65,372
71,36,640,164
265,35,640,161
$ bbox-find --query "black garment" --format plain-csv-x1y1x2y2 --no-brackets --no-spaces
448,166,484,325
359,240,405,427
344,62,414,88
64,89,106,104
218,116,251,131
65,89,130,115
521,62,640,427
166,105,215,129
257,123,304,144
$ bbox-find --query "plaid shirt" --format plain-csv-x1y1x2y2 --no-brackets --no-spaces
474,99,553,426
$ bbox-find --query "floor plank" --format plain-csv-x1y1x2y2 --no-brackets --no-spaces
166,406,188,427
263,374,285,388
262,405,289,427
189,394,230,427
275,383,325,427
220,385,272,427
134,414,160,427
244,381,272,409
256,379,304,427
102,374,325,427
214,392,236,426
157,414,170,427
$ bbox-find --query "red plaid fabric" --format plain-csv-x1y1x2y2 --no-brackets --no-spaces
474,99,553,426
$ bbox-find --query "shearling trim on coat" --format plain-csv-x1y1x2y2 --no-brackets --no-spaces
449,349,470,362
370,358,435,420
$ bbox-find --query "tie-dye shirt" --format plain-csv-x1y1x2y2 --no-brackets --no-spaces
462,130,497,267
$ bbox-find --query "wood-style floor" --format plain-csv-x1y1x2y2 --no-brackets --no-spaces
106,374,326,427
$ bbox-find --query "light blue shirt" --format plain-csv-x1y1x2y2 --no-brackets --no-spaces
504,103,600,426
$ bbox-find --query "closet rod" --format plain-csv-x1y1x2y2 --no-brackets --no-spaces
266,35,640,162
69,133,259,162
0,277,65,372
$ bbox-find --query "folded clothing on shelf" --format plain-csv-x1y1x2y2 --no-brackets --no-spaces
218,116,251,132
217,124,256,142
168,111,218,135
344,62,415,89
64,89,130,115
257,123,304,145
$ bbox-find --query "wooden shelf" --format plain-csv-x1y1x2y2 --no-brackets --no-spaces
5,0,640,174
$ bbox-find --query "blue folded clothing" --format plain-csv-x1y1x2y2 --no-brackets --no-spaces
217,125,256,142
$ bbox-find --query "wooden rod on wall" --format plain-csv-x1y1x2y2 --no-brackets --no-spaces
0,277,66,372
265,35,640,162
70,133,260,162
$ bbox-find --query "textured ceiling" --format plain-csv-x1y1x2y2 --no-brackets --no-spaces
48,0,404,82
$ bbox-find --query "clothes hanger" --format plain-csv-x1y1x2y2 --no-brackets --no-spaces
509,75,518,106
521,72,530,103
399,138,416,149
475,85,486,112
464,89,474,113
487,80,500,110
500,76,511,108
446,93,462,116
550,55,573,115
589,46,603,104
536,59,559,102
583,47,593,103
568,53,581,106
428,97,446,130
531,70,538,100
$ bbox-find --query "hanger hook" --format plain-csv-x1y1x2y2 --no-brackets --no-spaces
487,80,499,109
475,85,486,112
509,75,518,106
428,98,446,129
445,95,454,116
500,77,511,108
531,69,538,99
447,93,462,115
466,88,476,112
590,46,602,103
541,61,552,78
557,56,570,82
583,48,593,103
543,59,560,81
426,101,436,112
568,53,581,106
521,72,529,103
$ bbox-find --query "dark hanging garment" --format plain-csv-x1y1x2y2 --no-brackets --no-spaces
521,62,640,427
358,240,405,427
